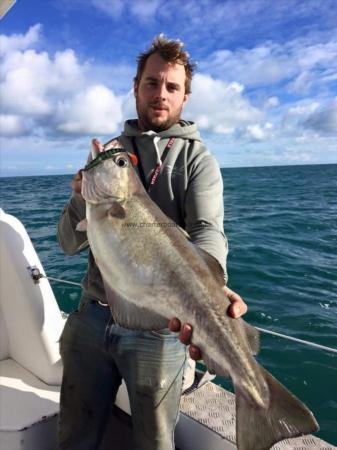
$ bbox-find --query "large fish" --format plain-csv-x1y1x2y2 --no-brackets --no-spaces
79,139,319,450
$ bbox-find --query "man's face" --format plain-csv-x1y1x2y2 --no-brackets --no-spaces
134,53,189,132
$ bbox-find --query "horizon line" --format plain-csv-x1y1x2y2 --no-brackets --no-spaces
1,161,336,179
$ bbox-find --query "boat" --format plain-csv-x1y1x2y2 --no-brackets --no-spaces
0,209,335,450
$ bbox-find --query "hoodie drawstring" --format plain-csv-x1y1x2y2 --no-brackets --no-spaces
131,136,175,192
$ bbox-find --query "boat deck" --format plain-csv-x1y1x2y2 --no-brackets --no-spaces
102,380,336,450
180,381,335,450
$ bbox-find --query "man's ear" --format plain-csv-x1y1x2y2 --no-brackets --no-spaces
182,94,189,108
134,82,139,98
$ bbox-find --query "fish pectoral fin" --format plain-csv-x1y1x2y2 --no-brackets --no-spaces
177,225,191,240
108,202,126,220
235,365,319,450
103,281,168,330
76,218,88,232
242,321,260,355
195,247,226,286
202,354,231,378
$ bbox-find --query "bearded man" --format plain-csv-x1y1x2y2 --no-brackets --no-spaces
57,35,246,450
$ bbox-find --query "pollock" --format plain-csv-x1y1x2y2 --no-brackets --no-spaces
78,139,319,450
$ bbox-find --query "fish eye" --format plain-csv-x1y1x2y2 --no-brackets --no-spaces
115,155,129,168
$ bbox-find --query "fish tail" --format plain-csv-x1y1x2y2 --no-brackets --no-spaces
235,365,319,450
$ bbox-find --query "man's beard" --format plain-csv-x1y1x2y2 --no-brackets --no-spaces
136,99,183,132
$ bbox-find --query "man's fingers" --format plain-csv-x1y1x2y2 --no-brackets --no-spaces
168,317,181,332
169,288,247,362
228,302,243,318
223,286,248,318
71,170,83,194
179,323,192,345
189,345,202,361
168,319,193,344
168,319,202,360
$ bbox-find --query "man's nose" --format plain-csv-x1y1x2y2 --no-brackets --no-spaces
155,83,168,99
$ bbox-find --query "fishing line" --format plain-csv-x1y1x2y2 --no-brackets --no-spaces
255,326,337,354
44,276,82,287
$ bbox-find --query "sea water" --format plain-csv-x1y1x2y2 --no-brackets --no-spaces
1,163,336,445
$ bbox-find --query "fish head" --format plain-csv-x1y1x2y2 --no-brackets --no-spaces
81,141,141,205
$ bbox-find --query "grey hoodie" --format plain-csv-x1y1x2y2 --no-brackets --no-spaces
57,120,228,303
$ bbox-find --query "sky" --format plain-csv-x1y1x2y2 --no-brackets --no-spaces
0,0,337,176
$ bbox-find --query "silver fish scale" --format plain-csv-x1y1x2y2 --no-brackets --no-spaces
180,382,336,449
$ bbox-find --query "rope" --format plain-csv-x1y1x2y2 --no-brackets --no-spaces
35,270,337,355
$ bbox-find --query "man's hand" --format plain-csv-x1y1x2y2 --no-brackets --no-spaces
71,170,83,195
168,286,247,361
223,286,248,318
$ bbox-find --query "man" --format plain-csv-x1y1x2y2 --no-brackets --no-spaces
58,35,247,450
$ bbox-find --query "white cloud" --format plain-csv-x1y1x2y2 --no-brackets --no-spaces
129,0,161,21
200,37,337,94
91,0,160,21
2,50,53,115
0,24,41,56
185,74,263,136
304,100,337,134
201,45,296,87
1,46,86,116
92,0,125,18
1,21,336,173
0,114,29,136
0,25,125,138
246,123,273,141
279,101,316,135
57,85,123,134
286,102,320,118
121,90,137,119
264,97,280,108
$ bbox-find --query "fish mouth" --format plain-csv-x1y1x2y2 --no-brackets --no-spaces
85,196,123,205
83,187,123,205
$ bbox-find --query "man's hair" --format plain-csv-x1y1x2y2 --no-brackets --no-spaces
134,34,195,94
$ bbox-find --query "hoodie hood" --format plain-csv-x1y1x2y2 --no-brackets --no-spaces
122,119,202,142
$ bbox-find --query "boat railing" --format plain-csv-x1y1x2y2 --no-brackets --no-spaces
27,265,337,355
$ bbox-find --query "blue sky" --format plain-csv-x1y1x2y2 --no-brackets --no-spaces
1,0,336,176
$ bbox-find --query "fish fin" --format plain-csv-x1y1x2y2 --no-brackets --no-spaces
242,321,260,355
195,247,226,286
91,138,104,160
108,202,126,219
235,365,319,450
202,353,231,378
177,225,191,240
76,218,87,232
102,281,168,331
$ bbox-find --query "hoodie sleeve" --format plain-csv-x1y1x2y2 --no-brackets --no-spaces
57,193,88,256
184,152,228,283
